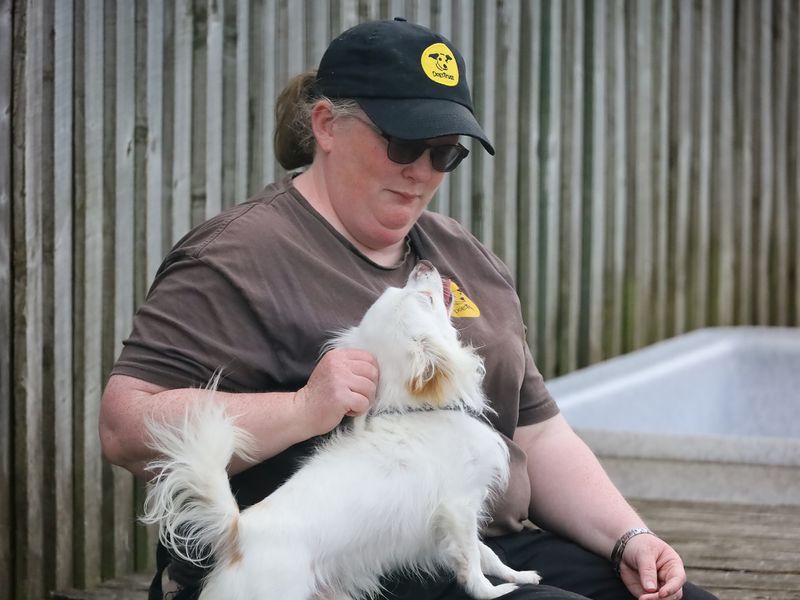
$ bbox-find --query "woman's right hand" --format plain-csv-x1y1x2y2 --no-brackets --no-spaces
101,352,378,480
295,348,380,436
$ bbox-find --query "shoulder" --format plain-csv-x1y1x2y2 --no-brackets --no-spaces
173,178,299,255
157,177,321,275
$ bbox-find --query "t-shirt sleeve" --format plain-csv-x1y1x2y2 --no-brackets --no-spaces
112,255,268,391
517,341,559,426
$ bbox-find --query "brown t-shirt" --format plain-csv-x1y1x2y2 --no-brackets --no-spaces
113,176,559,534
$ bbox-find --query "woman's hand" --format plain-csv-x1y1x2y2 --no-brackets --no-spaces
295,348,380,436
619,534,686,600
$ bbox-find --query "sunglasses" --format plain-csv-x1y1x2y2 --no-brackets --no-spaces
351,116,470,173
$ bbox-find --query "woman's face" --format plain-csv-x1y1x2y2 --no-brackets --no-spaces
319,109,452,252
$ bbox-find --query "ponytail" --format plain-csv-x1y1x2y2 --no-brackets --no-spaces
274,70,365,171
274,70,318,170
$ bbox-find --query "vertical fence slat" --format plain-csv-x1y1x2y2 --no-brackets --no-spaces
0,0,14,594
234,0,250,202
39,0,59,592
772,0,790,325
445,6,473,225
756,0,773,325
274,2,288,144
560,0,583,372
171,0,193,242
519,0,542,356
286,0,305,76
158,1,174,292
715,0,735,325
109,0,136,580
386,0,404,21
414,0,431,26
428,0,452,215
494,0,520,275
134,3,161,572
146,0,165,283
632,0,653,349
113,0,135,368
53,2,75,588
653,0,671,340
694,0,712,330
75,0,106,588
735,0,755,324
220,0,237,210
205,0,223,217
260,0,278,185
588,0,606,364
361,0,380,20
673,0,693,335
608,0,626,358
473,0,497,246
16,0,46,596
306,0,329,64
248,0,266,191
189,0,206,224
540,0,562,378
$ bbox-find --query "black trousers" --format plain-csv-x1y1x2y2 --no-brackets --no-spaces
380,529,719,600
152,529,719,600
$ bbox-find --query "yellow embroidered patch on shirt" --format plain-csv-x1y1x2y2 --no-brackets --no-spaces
450,281,480,318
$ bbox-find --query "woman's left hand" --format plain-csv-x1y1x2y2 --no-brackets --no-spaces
618,534,686,600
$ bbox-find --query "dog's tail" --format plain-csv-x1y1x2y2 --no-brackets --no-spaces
141,378,255,568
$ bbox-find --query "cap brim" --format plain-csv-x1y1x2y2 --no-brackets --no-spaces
357,98,495,156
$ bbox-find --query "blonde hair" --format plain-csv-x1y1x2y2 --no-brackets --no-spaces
274,70,363,170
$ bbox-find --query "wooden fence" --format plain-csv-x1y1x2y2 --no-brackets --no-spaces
2,0,798,597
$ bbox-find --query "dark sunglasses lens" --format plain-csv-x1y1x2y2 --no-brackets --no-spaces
385,138,469,172
386,139,428,165
430,145,469,172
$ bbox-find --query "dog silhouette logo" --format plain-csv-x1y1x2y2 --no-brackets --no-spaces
421,43,459,87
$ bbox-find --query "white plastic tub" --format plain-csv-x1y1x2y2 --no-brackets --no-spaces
547,327,800,505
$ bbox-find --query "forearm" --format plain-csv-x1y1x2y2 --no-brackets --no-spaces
100,374,312,480
515,414,647,559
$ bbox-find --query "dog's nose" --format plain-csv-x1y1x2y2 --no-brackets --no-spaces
416,260,434,272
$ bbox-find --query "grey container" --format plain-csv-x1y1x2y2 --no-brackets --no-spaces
547,327,800,505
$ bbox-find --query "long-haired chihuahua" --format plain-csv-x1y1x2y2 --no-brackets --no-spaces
142,260,540,599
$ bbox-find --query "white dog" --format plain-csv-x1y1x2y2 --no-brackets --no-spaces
142,260,541,599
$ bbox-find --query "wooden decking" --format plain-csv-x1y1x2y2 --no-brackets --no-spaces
52,499,800,600
632,499,800,600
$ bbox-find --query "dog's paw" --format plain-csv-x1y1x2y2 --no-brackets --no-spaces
513,570,541,585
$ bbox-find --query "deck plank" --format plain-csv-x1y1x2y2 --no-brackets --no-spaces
632,499,800,599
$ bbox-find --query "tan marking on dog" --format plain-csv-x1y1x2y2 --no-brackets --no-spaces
223,513,243,565
408,361,455,407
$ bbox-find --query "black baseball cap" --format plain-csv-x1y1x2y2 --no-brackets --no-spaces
315,18,495,155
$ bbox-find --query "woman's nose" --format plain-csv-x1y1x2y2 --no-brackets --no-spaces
402,149,436,182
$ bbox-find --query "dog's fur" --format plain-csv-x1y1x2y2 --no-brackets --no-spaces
142,261,540,599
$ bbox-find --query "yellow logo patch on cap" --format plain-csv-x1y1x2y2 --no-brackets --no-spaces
421,43,459,87
450,280,480,318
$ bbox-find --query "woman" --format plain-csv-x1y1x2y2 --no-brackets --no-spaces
100,18,717,600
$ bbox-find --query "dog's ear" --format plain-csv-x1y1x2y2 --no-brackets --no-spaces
407,336,454,406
